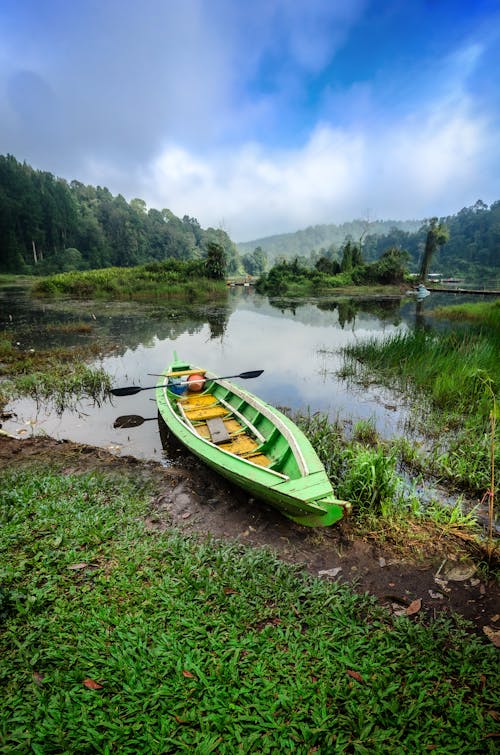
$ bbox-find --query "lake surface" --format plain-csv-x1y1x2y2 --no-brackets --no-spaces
0,284,485,464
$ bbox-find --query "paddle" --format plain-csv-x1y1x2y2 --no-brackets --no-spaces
110,369,264,397
114,414,155,428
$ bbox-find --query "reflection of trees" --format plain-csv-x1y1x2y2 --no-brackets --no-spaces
358,298,402,324
206,307,229,340
13,289,237,356
316,297,402,326
268,298,304,316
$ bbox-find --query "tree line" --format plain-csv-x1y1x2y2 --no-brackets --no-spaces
1,154,498,280
0,154,241,276
240,201,499,279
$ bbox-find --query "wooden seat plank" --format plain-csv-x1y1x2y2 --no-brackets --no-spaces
206,417,231,445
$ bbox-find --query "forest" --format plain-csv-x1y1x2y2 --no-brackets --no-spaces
0,153,498,279
239,203,499,278
0,154,240,275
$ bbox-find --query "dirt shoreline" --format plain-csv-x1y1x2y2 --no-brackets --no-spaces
1,432,499,640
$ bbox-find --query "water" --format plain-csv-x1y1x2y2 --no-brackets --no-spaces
0,284,486,464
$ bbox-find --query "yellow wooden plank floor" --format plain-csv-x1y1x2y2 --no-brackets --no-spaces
178,393,271,467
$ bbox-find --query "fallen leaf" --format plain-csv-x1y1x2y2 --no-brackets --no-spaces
406,598,422,616
318,567,342,579
68,562,88,570
444,561,476,582
491,614,500,622
346,670,364,683
182,670,195,678
83,678,103,689
223,587,238,595
392,603,408,617
483,626,500,648
181,511,191,519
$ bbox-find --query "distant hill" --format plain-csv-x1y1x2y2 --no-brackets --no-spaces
237,219,422,260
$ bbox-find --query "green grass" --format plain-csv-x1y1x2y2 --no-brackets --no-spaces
1,467,498,752
0,335,111,413
31,260,228,302
340,314,499,496
432,298,500,328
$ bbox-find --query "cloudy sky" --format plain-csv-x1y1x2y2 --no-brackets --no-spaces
1,0,499,241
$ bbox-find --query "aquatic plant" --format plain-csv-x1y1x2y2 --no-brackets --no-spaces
12,365,111,413
341,318,499,496
31,260,228,302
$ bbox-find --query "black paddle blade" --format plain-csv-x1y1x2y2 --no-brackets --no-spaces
110,386,145,396
114,414,147,428
239,369,264,379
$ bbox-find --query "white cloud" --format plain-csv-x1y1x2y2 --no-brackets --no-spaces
136,94,494,240
0,1,498,241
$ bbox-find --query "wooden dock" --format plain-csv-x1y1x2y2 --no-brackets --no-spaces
429,287,500,296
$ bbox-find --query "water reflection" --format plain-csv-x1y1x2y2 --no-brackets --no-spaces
0,285,484,462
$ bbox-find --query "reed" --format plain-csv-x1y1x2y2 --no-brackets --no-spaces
11,365,111,413
342,325,499,495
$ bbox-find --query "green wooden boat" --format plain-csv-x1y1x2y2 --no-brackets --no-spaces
155,355,350,527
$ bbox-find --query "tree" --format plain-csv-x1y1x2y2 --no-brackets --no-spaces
205,241,226,279
419,218,449,281
340,240,362,272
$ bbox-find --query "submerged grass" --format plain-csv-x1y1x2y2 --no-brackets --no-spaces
293,410,495,554
0,333,111,413
1,467,498,752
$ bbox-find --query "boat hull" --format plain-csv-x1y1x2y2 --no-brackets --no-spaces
156,359,350,527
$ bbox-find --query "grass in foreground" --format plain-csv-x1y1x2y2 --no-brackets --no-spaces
1,467,498,753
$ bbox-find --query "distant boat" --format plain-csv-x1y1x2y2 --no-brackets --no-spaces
408,284,430,300
442,277,465,283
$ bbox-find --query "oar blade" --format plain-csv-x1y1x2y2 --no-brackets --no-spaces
114,414,146,428
239,369,264,379
110,386,144,396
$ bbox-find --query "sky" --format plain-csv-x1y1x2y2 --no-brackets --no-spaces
1,0,499,242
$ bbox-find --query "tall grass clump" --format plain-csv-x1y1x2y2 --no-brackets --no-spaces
0,467,498,753
294,411,399,519
11,364,111,413
342,318,499,496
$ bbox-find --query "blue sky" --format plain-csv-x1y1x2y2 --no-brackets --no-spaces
1,0,499,241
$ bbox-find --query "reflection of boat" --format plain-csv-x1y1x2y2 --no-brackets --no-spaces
156,355,350,527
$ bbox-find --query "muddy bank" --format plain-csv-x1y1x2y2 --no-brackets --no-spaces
1,433,499,640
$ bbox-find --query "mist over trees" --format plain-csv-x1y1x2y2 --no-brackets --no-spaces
239,202,499,278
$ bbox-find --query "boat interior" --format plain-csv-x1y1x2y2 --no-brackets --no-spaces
166,370,308,480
